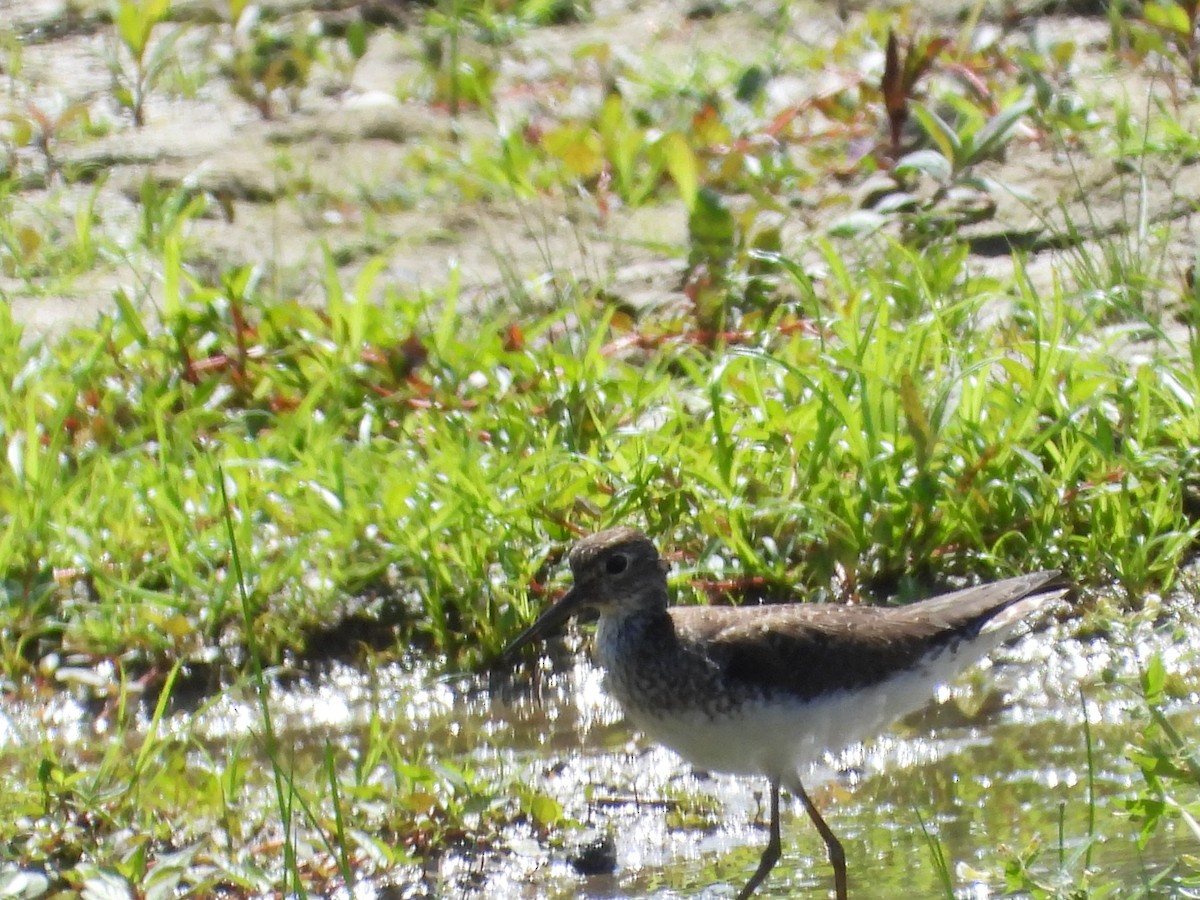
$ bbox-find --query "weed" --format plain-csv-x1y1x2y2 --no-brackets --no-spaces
1128,0,1200,86
0,29,24,98
913,806,956,899
1,99,91,184
323,17,372,94
1127,653,1200,864
223,5,320,118
420,0,499,116
105,0,184,127
879,29,949,159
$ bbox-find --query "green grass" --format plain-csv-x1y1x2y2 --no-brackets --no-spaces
1,234,1195,679
3,0,1200,895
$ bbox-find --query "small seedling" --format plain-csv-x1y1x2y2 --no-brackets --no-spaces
0,29,24,96
1126,653,1200,847
894,94,1033,203
106,0,184,127
1135,0,1200,85
420,33,498,116
224,6,321,118
420,2,498,116
879,29,949,158
323,18,372,94
1,99,91,183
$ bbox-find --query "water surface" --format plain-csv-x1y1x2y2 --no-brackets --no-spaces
4,598,1198,898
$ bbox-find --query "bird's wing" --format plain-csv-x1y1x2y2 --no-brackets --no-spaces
886,570,1066,629
670,570,1065,701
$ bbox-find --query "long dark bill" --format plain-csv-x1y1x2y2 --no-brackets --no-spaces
500,584,585,665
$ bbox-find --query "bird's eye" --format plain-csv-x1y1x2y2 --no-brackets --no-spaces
605,553,628,575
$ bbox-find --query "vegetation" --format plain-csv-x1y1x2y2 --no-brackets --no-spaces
0,0,1198,896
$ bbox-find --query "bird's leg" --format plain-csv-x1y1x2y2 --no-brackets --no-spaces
792,778,847,900
735,779,781,900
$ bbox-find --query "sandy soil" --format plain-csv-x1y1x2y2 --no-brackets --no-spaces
2,0,1198,340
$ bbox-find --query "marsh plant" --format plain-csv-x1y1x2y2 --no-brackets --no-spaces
1,0,1200,896
1128,0,1200,86
222,2,320,118
0,99,91,184
105,0,185,127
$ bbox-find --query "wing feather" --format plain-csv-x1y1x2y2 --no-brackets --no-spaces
669,570,1065,700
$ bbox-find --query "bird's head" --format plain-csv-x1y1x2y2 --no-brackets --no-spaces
501,527,669,662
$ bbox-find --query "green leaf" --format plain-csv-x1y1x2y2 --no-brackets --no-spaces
322,243,346,344
1142,652,1166,704
909,102,961,164
528,792,563,826
1144,1,1191,35
347,20,368,60
688,187,735,266
112,288,150,343
542,124,604,178
81,869,133,900
893,148,952,183
663,131,699,211
226,0,250,24
15,225,42,262
0,112,34,146
115,1,145,56
965,97,1033,167
900,370,934,465
735,65,767,103
826,209,887,237
114,0,169,59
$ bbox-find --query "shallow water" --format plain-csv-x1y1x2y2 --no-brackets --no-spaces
4,598,1199,899
254,602,1200,896
470,605,1200,899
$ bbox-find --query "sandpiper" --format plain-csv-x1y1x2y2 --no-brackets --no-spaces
503,527,1067,899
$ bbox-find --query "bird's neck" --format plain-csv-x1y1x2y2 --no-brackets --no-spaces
593,605,676,674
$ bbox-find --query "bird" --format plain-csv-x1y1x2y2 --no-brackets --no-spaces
502,526,1067,899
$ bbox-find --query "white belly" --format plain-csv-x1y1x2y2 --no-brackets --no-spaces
619,638,1002,781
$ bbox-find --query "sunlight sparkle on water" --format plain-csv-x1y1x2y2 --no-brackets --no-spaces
4,578,1199,898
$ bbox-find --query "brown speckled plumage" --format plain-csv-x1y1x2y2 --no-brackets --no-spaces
503,527,1067,900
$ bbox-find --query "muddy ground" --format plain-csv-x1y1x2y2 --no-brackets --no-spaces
2,0,1197,342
